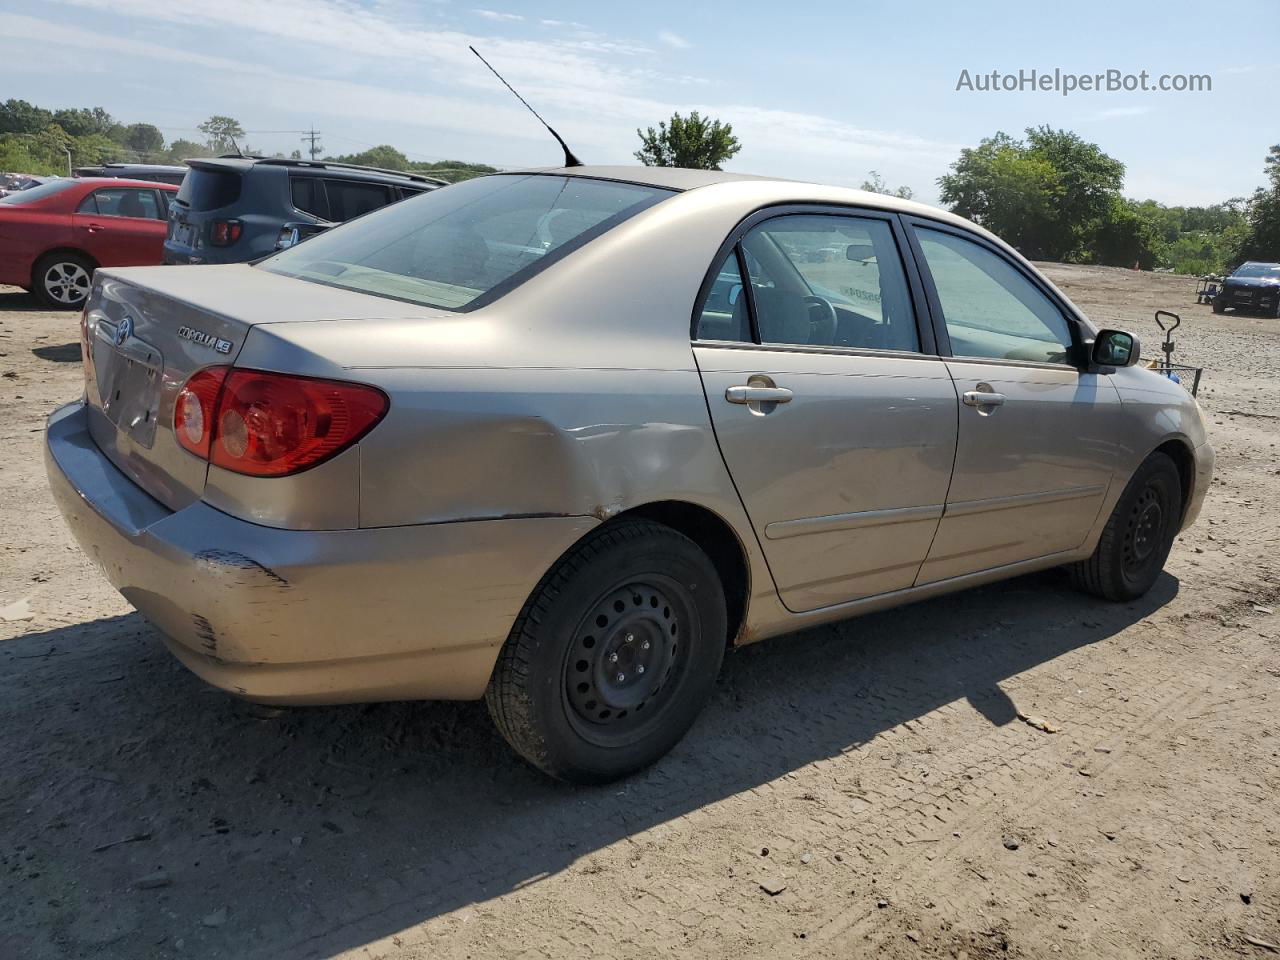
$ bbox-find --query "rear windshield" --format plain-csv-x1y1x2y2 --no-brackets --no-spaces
0,179,78,205
260,174,673,311
175,167,241,211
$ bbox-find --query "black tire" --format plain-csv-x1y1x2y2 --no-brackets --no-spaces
1211,299,1224,315
34,252,94,309
486,519,726,783
1069,452,1182,601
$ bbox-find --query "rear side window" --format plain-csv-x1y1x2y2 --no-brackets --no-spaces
323,180,392,221
913,227,1073,364
290,176,326,218
262,174,672,311
175,168,242,211
77,188,164,221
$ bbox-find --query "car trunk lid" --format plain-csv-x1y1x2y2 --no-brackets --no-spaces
83,265,441,510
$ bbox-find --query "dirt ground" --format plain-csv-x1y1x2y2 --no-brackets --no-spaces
1,264,1278,960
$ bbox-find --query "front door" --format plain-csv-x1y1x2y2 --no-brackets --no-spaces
906,222,1122,583
694,210,957,612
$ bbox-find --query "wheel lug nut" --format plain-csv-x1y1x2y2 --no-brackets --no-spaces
641,640,650,650
616,673,626,683
608,652,618,663
625,633,634,643
637,665,645,675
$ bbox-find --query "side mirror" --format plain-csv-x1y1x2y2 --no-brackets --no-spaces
1091,328,1140,369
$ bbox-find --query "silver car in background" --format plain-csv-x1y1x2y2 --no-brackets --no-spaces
45,166,1213,782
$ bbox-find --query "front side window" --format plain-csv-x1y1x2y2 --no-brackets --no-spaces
262,174,672,311
78,188,163,220
914,228,1074,364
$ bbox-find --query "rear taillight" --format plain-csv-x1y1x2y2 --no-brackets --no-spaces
173,368,387,477
210,219,242,246
174,366,230,459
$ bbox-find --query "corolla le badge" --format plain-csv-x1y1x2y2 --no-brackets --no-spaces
177,325,234,355
114,316,133,347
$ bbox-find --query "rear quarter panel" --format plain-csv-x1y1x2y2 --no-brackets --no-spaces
0,205,71,286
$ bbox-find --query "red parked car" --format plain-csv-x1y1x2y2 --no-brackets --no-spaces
0,177,178,309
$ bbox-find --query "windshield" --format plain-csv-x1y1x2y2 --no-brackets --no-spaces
1233,263,1280,279
0,179,77,205
260,174,673,311
1228,263,1280,277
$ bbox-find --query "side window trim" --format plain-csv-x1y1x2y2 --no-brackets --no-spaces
76,192,99,215
733,244,760,343
902,214,1084,366
689,203,937,356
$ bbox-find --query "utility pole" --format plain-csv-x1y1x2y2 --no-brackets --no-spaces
301,128,323,160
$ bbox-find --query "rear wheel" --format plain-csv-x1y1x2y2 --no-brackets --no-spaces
1211,299,1224,315
1069,452,1182,601
34,252,94,309
486,519,726,783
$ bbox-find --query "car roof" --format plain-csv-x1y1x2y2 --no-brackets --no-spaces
186,156,444,186
73,177,179,190
522,164,978,228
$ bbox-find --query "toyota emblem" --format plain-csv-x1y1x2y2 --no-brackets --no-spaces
115,316,133,347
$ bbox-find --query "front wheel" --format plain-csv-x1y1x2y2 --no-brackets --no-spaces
486,519,726,783
1069,452,1182,601
1211,299,1224,315
34,252,94,309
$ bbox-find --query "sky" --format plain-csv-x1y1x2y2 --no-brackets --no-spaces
1,0,1276,207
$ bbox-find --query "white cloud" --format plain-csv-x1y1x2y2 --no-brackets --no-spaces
473,8,523,22
23,0,959,178
658,30,690,50
1089,105,1153,120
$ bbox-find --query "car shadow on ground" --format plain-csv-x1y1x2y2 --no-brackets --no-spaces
0,288,49,312
0,569,1176,958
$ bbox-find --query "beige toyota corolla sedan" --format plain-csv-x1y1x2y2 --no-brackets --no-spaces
46,166,1213,782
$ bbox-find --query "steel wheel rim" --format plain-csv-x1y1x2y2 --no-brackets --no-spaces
563,577,688,740
44,262,90,305
1123,484,1166,574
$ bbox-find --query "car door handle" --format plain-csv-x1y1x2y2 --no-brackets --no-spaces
726,385,794,404
962,390,1006,407
86,223,104,233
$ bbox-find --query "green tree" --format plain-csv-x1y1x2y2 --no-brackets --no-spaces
938,131,1060,256
860,170,913,200
634,111,741,170
198,115,246,154
1023,126,1124,259
1088,197,1159,270
0,99,53,135
1234,144,1280,265
165,138,206,162
123,123,164,157
52,106,115,138
326,144,410,170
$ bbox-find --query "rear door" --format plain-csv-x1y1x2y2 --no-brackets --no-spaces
905,220,1121,583
694,207,957,612
74,187,168,265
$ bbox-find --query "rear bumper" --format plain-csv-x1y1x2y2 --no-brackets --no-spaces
45,402,598,703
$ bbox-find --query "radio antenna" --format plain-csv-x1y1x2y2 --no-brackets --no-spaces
469,45,582,168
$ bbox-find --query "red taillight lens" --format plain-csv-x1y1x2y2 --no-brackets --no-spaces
174,366,230,459
173,367,387,477
210,219,242,246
